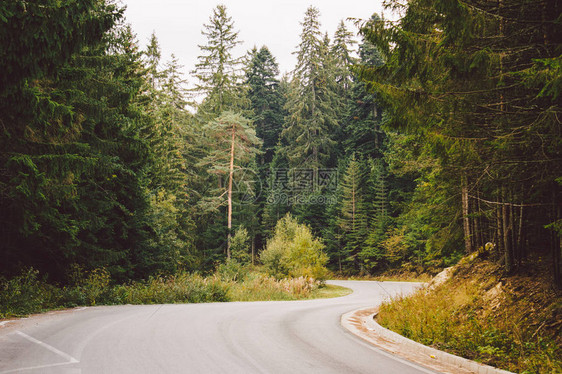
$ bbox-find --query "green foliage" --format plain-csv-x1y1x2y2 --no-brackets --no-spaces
215,260,248,282
0,267,338,318
245,46,286,166
230,226,251,263
0,0,121,91
113,273,230,304
260,214,328,280
280,6,339,169
355,0,561,280
0,269,59,318
192,4,247,119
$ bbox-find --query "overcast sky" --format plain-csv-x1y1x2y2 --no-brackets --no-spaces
122,0,393,79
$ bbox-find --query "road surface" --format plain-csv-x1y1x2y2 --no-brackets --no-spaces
0,280,437,374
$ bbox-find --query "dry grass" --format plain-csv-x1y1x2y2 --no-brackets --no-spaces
377,258,562,374
227,274,345,301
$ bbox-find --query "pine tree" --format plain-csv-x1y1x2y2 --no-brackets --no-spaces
281,6,339,169
360,0,562,282
337,157,369,271
192,5,245,119
137,34,198,275
344,14,385,160
198,112,261,258
245,46,285,166
0,1,128,280
145,32,162,91
331,20,357,93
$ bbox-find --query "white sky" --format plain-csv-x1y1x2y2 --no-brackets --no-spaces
122,0,392,79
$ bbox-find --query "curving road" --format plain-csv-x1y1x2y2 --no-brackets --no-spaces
0,281,438,374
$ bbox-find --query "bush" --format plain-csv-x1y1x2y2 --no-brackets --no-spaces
0,268,232,318
230,226,251,264
0,268,61,318
260,214,328,280
216,259,249,282
115,272,230,304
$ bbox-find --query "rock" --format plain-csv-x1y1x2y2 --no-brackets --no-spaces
427,267,454,290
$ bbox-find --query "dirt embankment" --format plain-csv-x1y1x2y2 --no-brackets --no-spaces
377,254,562,373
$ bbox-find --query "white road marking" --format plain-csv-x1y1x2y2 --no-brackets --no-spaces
0,331,80,373
14,331,79,363
0,331,81,373
0,361,79,373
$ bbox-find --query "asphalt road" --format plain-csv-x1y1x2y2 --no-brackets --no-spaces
0,280,438,374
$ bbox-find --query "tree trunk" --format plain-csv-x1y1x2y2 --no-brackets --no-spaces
496,205,503,256
475,190,483,250
462,176,472,253
502,190,513,273
227,125,235,259
517,205,524,265
251,235,255,266
510,200,517,268
553,200,561,290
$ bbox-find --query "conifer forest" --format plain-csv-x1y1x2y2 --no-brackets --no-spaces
1,0,561,289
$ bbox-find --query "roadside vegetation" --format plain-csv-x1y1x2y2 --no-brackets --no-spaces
1,214,344,319
0,267,349,319
377,256,562,374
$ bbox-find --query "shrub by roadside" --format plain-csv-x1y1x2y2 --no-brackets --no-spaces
0,268,231,318
260,214,329,280
0,265,343,319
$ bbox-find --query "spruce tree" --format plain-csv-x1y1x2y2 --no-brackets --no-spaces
331,20,357,93
360,0,561,282
344,15,385,160
245,46,285,166
192,5,245,119
0,1,127,280
281,6,339,169
337,157,369,272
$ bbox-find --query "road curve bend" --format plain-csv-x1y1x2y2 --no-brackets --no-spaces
0,280,437,374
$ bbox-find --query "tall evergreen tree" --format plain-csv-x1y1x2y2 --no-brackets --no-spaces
337,157,369,271
192,5,245,119
245,46,285,166
144,32,162,91
0,1,129,280
344,14,385,160
331,20,357,93
281,6,339,169
198,112,261,258
360,0,562,283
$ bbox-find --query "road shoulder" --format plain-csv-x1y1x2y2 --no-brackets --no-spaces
342,307,514,374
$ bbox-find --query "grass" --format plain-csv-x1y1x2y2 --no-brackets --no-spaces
376,258,562,374
308,284,353,299
342,273,432,283
225,273,351,301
